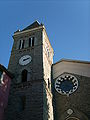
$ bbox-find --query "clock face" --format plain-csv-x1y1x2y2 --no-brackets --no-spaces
55,73,78,96
19,55,32,66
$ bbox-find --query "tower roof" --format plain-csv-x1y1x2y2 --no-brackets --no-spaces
22,21,42,31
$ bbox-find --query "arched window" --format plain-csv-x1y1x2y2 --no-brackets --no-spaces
19,40,25,49
22,69,28,82
29,37,34,47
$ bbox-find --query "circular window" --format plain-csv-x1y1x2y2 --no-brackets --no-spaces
55,73,78,96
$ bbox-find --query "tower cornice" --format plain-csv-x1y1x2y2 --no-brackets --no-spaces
13,25,45,37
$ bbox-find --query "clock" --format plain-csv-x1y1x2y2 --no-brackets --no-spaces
19,55,32,66
55,73,78,96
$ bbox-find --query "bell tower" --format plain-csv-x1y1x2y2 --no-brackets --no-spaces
5,21,54,120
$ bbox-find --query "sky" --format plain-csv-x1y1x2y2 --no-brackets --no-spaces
0,0,90,68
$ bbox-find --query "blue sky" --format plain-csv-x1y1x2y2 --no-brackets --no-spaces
0,0,89,68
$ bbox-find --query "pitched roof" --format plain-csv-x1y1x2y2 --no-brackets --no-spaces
22,21,42,31
53,59,90,78
53,59,90,65
0,64,13,78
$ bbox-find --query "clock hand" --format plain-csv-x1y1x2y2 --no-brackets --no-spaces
23,58,30,61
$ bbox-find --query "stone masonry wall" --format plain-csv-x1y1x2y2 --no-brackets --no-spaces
53,74,90,120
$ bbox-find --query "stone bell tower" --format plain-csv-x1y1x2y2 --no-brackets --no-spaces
5,21,54,120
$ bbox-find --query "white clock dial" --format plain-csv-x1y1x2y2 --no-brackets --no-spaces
19,55,32,66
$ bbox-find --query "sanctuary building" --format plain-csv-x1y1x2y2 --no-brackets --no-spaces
0,21,90,120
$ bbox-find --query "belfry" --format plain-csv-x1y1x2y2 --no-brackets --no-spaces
1,21,89,120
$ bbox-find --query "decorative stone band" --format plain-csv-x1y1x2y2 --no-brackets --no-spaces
66,117,80,120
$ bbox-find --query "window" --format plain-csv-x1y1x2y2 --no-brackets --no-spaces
32,37,34,46
48,78,50,90
22,69,28,82
29,37,34,47
29,38,31,47
19,40,21,49
22,40,25,49
19,40,25,49
21,96,26,110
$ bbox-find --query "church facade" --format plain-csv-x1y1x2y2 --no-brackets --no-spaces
3,21,90,120
53,59,90,120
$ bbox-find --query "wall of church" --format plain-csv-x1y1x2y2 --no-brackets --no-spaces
53,60,90,79
42,29,54,120
5,80,43,120
8,28,44,83
52,61,90,120
6,28,45,120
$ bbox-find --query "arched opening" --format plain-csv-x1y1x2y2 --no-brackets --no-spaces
66,117,80,120
22,69,28,82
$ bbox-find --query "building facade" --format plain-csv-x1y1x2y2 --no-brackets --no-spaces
5,21,54,120
0,64,12,120
53,59,90,120
4,21,90,120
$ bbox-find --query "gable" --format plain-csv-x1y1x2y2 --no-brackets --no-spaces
53,59,90,79
22,21,41,31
